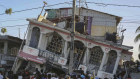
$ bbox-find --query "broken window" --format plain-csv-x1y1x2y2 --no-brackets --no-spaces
73,41,86,69
10,47,18,56
0,42,4,54
46,32,63,54
29,27,40,48
66,41,86,68
105,50,117,73
89,46,103,65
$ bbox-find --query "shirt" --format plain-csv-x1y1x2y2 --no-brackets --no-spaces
0,74,3,79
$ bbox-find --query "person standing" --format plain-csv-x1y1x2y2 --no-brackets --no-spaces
0,71,4,79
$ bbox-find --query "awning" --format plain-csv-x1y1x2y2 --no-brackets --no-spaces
18,51,46,64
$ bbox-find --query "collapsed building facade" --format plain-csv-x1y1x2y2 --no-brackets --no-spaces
12,7,133,78
0,35,22,71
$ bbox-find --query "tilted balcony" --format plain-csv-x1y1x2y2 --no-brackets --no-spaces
19,45,68,69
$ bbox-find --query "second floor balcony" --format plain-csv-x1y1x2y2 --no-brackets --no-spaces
0,48,19,56
19,45,67,67
0,54,16,61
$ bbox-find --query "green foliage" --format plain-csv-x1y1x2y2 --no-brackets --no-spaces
135,26,140,42
1,28,7,34
43,1,47,5
5,8,12,15
134,34,140,42
136,26,140,33
135,26,140,51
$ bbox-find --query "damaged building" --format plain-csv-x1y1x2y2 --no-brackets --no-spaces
0,35,22,71
12,7,133,78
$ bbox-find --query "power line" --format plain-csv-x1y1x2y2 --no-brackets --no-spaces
1,19,140,28
0,1,72,16
0,19,26,23
0,24,28,28
1,17,140,23
0,4,7,8
121,22,140,24
1,21,139,28
6,26,27,32
1,15,140,23
86,1,140,8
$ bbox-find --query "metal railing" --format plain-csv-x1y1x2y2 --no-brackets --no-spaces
0,54,16,61
0,48,18,56
38,49,61,64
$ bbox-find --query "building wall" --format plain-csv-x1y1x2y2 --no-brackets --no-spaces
91,26,117,36
80,9,117,36
46,8,118,37
0,40,21,71
19,21,133,79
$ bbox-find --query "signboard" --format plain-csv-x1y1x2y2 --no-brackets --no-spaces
19,51,46,64
0,60,6,64
23,45,39,56
58,57,67,65
97,71,113,79
78,65,87,73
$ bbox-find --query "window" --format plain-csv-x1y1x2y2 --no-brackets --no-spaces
89,46,103,65
105,50,117,73
73,41,85,68
0,43,4,54
29,27,40,48
46,32,63,54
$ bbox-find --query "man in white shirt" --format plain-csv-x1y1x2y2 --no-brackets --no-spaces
0,71,3,79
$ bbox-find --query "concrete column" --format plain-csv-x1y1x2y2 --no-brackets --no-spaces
64,41,68,58
4,41,8,54
13,59,23,74
99,52,107,71
113,54,121,74
38,33,43,49
26,26,32,46
83,48,89,65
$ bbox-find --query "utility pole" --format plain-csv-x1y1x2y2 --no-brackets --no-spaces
40,1,47,15
79,0,81,16
69,0,76,74
18,28,20,38
121,29,126,45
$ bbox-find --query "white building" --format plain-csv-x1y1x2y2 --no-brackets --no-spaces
12,7,133,78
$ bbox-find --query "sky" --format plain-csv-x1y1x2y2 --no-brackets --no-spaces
0,0,140,60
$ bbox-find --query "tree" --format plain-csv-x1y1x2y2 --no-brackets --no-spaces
134,26,140,42
1,28,7,34
5,8,12,15
134,26,140,60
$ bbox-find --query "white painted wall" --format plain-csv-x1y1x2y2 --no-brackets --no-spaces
24,22,131,78
57,21,66,29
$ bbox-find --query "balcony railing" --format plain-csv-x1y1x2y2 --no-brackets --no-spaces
0,48,18,56
38,49,61,64
0,54,16,61
22,45,67,66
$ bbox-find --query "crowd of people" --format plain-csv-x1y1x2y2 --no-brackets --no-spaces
0,68,132,79
0,69,93,79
